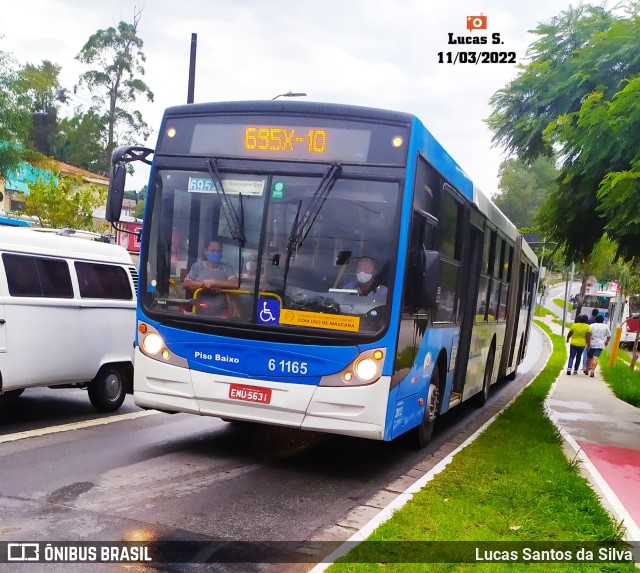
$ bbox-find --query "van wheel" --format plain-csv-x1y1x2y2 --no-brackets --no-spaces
3,388,25,398
415,364,440,448
88,366,126,412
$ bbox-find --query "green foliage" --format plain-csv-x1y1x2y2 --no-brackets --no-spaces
133,199,145,219
594,77,640,259
487,5,617,161
494,156,558,229
600,350,640,407
0,53,35,178
329,325,634,572
56,110,107,174
565,235,625,307
488,4,640,261
74,10,154,174
13,60,63,114
23,170,106,230
535,304,555,317
13,60,65,155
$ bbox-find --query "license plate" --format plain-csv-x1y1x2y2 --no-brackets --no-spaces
228,384,272,404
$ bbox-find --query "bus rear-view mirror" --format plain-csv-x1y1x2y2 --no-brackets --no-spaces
106,164,126,223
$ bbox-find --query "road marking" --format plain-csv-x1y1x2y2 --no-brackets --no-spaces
0,410,160,444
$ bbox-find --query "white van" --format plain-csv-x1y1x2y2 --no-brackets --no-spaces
573,291,618,321
0,227,137,412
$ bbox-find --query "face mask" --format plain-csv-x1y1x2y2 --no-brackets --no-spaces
245,261,257,273
207,252,222,265
357,271,373,284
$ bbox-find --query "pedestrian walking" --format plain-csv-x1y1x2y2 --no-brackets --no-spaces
582,308,600,373
567,314,591,375
586,315,611,377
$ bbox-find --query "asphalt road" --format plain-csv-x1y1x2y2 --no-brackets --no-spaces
0,326,549,573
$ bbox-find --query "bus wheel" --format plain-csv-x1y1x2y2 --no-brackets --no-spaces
3,388,25,398
473,348,495,407
506,336,523,381
415,365,440,448
88,366,126,412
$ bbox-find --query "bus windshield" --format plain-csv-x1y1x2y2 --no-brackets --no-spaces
143,166,400,337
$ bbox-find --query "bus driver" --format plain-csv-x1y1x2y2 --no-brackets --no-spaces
341,256,387,304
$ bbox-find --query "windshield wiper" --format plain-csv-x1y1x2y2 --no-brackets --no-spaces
287,162,341,251
206,157,246,245
283,162,341,290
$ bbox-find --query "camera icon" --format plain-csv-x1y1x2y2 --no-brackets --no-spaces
467,14,487,31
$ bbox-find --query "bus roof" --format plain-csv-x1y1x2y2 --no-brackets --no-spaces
163,100,415,126
0,227,134,265
160,100,537,267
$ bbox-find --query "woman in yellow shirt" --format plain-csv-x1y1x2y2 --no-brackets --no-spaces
566,314,592,375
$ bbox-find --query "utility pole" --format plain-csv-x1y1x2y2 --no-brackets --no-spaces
561,262,575,336
187,33,197,104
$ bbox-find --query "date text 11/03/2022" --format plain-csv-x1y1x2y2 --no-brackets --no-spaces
440,31,516,64
438,51,516,64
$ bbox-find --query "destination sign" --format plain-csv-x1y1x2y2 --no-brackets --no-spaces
189,123,371,162
158,114,410,165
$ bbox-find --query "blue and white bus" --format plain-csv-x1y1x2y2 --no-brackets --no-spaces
106,101,537,446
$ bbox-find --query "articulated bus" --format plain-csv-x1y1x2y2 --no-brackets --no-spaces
106,101,537,446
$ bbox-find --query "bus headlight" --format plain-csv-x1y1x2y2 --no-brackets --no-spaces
319,348,386,387
137,322,189,367
142,333,164,355
354,358,377,381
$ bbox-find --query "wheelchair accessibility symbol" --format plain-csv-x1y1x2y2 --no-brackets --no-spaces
257,298,280,324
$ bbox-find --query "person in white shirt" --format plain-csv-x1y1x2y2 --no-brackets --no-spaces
587,315,611,377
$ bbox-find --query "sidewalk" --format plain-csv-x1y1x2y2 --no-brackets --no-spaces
539,315,640,542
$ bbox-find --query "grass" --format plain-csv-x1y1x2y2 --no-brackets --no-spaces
326,322,634,572
616,347,640,369
552,298,573,312
599,350,640,407
535,304,555,317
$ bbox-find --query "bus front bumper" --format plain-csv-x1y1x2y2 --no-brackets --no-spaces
133,349,390,440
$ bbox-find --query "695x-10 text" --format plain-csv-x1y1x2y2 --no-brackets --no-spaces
438,51,516,64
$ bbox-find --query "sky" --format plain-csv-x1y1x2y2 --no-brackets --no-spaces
0,0,580,194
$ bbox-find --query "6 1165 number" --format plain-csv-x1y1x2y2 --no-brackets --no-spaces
268,359,308,374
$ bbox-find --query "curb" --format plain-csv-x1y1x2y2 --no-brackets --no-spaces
541,327,640,544
308,324,553,571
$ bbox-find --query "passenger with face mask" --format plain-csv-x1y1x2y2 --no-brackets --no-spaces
241,257,258,280
183,239,238,316
340,256,388,303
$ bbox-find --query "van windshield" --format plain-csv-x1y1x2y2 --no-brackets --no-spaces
583,294,614,309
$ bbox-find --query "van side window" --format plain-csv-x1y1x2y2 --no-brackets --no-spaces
3,253,73,298
75,262,133,300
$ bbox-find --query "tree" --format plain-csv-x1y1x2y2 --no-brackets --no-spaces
487,5,619,161
75,9,154,176
0,51,37,179
573,235,620,312
14,60,66,156
23,169,105,230
131,185,147,219
587,77,640,260
56,110,106,173
487,3,640,261
133,198,145,219
493,156,558,229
